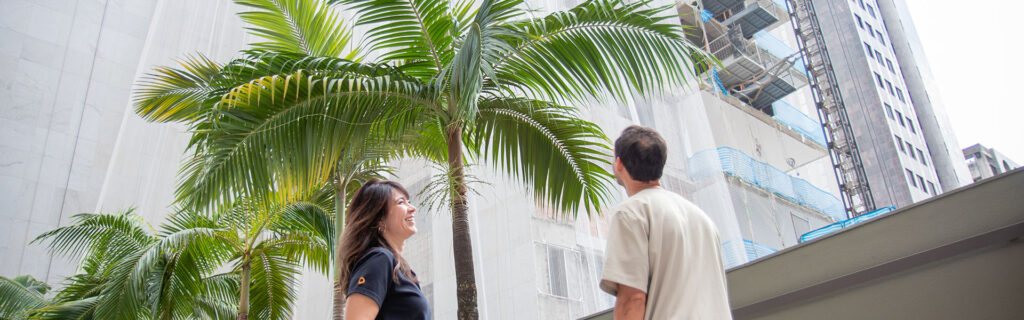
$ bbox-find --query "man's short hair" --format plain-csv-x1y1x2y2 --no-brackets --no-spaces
614,125,667,182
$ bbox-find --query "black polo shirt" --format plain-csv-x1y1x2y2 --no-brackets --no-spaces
347,247,430,320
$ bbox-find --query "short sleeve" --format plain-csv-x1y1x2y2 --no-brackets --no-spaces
600,209,650,296
347,249,394,307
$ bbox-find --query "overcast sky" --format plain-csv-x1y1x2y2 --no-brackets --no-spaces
903,0,1024,163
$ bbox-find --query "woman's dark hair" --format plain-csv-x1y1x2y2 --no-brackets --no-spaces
614,125,668,182
339,179,417,294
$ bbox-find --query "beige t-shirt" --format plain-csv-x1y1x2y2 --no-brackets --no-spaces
600,188,732,320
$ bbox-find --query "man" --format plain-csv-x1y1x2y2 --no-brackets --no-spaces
600,125,732,320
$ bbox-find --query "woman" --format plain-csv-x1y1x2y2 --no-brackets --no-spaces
341,179,430,320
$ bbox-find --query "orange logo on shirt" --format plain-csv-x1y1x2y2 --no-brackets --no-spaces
358,277,366,285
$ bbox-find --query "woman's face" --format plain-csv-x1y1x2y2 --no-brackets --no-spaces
382,189,417,240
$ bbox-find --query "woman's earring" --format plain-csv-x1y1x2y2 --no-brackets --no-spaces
378,224,385,234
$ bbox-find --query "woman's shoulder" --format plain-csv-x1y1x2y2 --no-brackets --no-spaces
356,247,396,266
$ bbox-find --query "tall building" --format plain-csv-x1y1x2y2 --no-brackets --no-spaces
1,0,848,319
805,0,970,209
963,143,1019,182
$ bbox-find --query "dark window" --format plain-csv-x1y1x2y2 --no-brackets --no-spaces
928,182,937,195
886,58,895,73
991,165,1000,175
896,110,905,126
918,149,927,165
876,51,885,64
856,15,864,29
907,169,917,187
895,135,905,152
896,88,905,102
877,31,886,46
886,80,894,95
917,175,926,191
865,42,873,58
859,0,865,10
875,73,884,88
908,119,916,133
867,4,876,18
885,103,894,119
909,145,917,159
866,23,873,35
1004,161,1012,171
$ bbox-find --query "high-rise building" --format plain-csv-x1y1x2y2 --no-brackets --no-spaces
963,143,1019,182
805,0,970,209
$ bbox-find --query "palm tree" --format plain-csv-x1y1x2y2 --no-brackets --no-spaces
28,194,333,320
133,0,713,318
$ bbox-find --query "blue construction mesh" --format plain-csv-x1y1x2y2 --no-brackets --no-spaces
772,100,827,146
701,9,714,22
720,239,779,268
752,31,808,75
689,147,846,220
799,206,895,242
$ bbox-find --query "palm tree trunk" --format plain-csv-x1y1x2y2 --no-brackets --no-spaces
446,124,479,319
239,261,251,320
332,177,349,320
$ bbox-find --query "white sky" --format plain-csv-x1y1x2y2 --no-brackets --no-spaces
904,0,1024,163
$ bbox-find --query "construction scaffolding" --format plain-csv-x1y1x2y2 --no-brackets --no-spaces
784,0,876,217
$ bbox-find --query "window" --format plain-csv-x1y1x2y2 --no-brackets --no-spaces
907,169,917,187
877,31,886,45
906,141,914,154
917,175,926,191
885,58,895,73
866,23,873,35
859,0,865,10
856,14,864,29
895,110,904,126
928,182,937,195
546,246,569,297
865,42,873,58
867,4,876,18
896,88,905,102
895,135,905,152
908,119,916,133
875,51,884,64
886,80,894,95
875,73,884,88
1005,161,1013,171
885,103,894,119
918,149,927,165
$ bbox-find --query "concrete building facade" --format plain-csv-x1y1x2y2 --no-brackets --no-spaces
963,143,1019,182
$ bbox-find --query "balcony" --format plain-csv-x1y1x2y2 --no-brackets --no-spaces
707,33,809,112
721,0,789,38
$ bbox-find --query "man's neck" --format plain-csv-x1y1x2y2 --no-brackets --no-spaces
625,180,662,197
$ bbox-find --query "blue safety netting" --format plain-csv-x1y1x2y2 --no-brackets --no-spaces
721,239,779,268
701,9,714,22
772,100,827,146
688,147,846,220
753,31,808,75
798,206,896,243
712,68,729,95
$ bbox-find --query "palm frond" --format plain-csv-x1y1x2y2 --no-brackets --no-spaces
332,0,456,79
133,54,228,123
176,68,430,212
235,0,358,58
471,97,615,216
487,0,714,103
247,251,301,320
0,276,50,320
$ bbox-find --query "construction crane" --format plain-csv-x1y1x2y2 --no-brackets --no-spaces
784,0,876,217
